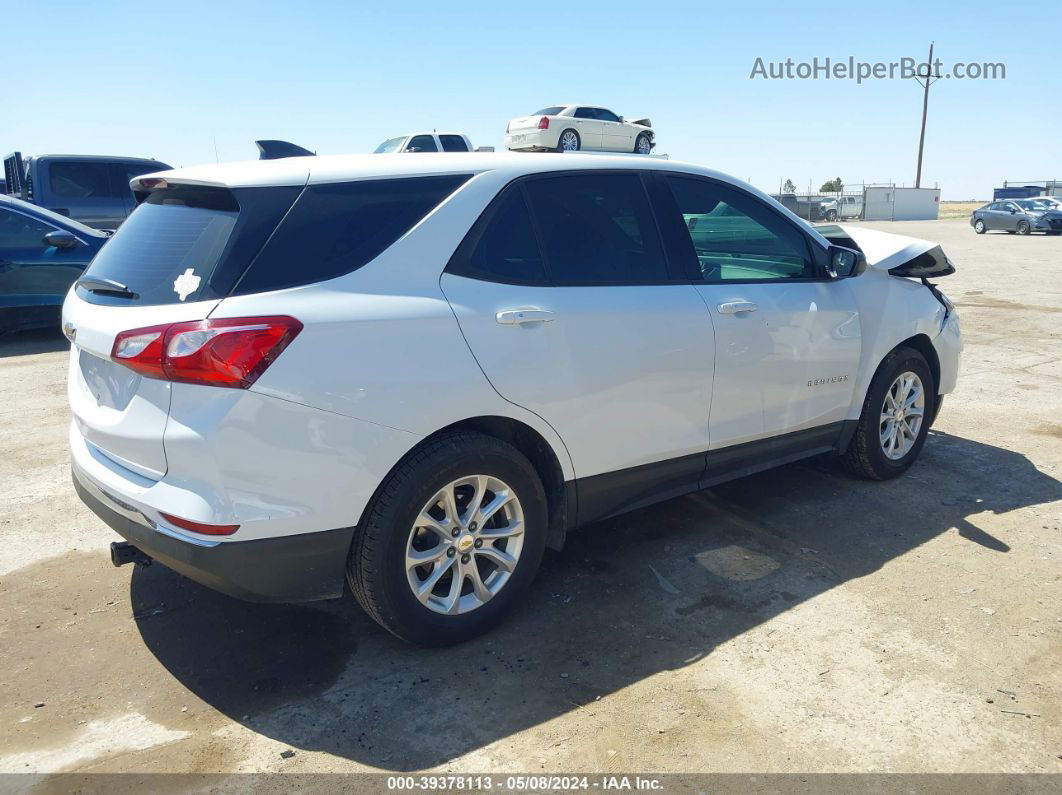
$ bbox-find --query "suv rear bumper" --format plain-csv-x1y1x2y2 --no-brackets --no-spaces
73,462,353,603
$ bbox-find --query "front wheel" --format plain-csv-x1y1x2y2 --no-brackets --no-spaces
842,347,935,480
1017,220,1031,235
348,431,547,645
634,132,652,154
825,210,838,222
973,219,986,234
556,129,580,152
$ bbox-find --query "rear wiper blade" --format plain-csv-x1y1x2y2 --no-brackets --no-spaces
76,276,138,298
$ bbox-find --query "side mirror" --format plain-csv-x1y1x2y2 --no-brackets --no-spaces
826,245,865,279
1009,208,1017,214
618,116,626,123
43,230,78,249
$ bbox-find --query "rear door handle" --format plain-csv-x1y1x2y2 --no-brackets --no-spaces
718,301,758,314
496,309,555,325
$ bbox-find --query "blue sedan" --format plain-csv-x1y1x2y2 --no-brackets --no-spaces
1,194,109,334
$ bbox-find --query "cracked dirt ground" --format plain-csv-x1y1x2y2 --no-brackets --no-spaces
0,219,1059,777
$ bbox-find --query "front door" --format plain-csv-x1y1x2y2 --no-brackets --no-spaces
595,108,633,151
655,174,862,472
0,207,88,313
441,172,715,522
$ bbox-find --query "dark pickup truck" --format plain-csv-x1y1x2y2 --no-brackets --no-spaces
4,152,170,230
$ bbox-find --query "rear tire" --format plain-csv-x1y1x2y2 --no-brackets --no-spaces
347,431,547,646
842,347,936,481
1017,220,1031,235
973,219,986,234
556,129,580,152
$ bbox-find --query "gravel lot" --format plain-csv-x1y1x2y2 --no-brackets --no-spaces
0,218,1059,779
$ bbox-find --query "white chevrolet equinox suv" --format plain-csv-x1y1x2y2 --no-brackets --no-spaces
64,153,961,645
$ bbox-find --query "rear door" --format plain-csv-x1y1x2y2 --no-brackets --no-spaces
441,171,715,522
655,174,861,461
571,107,604,149
439,135,470,153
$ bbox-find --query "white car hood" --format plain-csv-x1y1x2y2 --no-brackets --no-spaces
830,224,939,272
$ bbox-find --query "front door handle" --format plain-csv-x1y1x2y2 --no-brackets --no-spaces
718,301,758,314
496,309,555,325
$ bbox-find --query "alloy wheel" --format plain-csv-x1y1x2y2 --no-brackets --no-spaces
636,135,651,154
879,371,925,460
560,131,579,151
405,475,525,615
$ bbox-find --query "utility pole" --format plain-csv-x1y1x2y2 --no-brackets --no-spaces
913,42,938,189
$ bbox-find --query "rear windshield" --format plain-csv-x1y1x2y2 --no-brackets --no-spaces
77,176,470,305
532,106,565,116
78,187,241,304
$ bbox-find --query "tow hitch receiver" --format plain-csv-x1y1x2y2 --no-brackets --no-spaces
110,541,152,568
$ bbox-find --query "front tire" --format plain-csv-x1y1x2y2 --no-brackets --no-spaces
634,132,652,154
842,347,936,480
1017,220,1031,235
348,431,547,646
825,210,838,222
556,129,580,152
973,219,986,234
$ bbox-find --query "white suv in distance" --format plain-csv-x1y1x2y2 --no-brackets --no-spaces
505,105,654,154
64,153,961,645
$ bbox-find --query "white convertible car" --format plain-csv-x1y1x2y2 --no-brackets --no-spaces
505,105,654,154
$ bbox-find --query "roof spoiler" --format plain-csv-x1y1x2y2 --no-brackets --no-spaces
3,151,26,199
255,140,315,160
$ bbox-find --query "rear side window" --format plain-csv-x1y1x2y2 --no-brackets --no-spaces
234,175,470,295
49,162,117,199
524,173,668,283
407,135,438,153
464,189,546,283
439,135,469,153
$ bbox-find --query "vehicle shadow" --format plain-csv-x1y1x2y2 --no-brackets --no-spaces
0,326,68,358
130,430,1060,769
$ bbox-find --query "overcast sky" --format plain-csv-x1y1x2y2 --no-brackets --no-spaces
7,0,1058,199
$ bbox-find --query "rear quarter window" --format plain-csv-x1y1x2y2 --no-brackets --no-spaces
233,175,471,295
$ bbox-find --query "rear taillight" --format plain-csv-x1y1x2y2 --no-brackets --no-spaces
538,116,550,130
111,316,302,388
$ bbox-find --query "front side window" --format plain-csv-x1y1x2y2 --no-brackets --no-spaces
406,135,439,153
666,176,814,282
439,135,469,153
0,208,54,247
49,162,116,199
524,173,668,284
